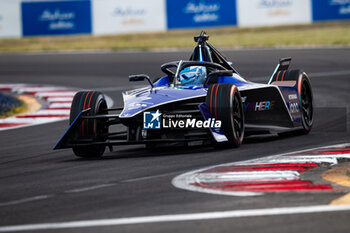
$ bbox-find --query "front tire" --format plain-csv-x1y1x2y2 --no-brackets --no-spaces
70,91,108,158
206,83,245,147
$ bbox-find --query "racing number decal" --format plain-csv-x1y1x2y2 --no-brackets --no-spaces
289,102,299,114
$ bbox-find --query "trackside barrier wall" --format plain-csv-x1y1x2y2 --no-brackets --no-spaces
21,0,92,36
0,0,22,38
0,0,350,38
312,0,350,21
237,0,312,27
92,0,166,35
166,0,237,29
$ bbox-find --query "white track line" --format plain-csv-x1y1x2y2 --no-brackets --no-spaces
13,87,72,94
195,171,299,182
64,184,115,193
0,195,50,207
48,103,71,108
254,157,339,165
1,204,350,232
35,92,77,98
121,171,181,183
46,97,73,102
28,110,70,115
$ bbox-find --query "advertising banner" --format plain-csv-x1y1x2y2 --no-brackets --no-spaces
92,0,166,35
0,0,21,38
312,0,350,21
22,0,92,36
237,0,312,27
166,0,237,29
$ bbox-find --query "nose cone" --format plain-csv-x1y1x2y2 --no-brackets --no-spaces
119,86,207,118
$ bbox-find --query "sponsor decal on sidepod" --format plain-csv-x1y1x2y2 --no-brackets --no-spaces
143,110,221,129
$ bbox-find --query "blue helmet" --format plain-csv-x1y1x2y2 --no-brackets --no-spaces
178,66,207,85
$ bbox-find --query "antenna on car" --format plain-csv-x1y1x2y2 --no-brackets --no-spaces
194,31,209,44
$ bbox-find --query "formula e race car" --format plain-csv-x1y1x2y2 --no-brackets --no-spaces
54,32,313,158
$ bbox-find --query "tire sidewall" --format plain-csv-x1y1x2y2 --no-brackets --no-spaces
69,91,107,158
206,83,245,147
298,74,313,132
229,88,244,145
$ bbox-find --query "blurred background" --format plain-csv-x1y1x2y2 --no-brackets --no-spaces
0,0,349,52
0,3,350,232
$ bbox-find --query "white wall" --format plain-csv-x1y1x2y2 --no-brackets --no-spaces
237,0,312,27
0,0,22,38
92,0,167,35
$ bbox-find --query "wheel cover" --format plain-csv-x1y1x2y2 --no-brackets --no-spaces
301,80,313,127
95,99,108,139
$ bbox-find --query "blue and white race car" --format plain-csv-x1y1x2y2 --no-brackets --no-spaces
54,32,313,158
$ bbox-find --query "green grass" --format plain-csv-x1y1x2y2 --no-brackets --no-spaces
0,21,349,52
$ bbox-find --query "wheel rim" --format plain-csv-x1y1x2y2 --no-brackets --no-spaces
95,99,108,139
301,80,313,127
230,92,243,141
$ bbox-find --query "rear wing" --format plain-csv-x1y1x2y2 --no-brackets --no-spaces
268,57,292,84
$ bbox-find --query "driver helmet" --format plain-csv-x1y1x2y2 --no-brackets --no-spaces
179,66,207,85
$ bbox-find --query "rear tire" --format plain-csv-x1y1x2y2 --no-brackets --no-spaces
298,72,313,133
70,91,108,158
273,69,313,134
206,83,244,148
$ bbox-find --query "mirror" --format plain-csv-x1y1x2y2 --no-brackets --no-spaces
129,74,146,82
129,74,154,88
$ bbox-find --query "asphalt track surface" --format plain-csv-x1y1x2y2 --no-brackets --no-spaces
0,47,349,233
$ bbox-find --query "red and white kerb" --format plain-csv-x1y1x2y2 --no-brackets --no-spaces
172,144,350,196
